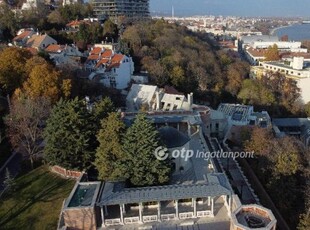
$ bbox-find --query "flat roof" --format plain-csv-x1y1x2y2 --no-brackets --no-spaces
273,118,310,127
98,174,232,206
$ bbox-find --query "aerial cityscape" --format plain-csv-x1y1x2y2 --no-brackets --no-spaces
0,1,309,230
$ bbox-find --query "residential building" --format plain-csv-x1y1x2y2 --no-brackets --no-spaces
254,57,310,103
62,0,80,6
92,0,150,21
26,33,57,50
21,0,39,10
216,103,271,140
126,84,193,112
12,29,35,47
126,84,159,111
44,44,84,67
59,107,276,229
273,118,310,149
87,46,134,90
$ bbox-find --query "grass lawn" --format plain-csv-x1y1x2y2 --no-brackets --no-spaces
0,165,75,230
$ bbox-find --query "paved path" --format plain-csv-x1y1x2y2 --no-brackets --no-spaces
209,139,257,204
238,158,291,230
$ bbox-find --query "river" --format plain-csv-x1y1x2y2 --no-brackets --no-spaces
272,23,310,41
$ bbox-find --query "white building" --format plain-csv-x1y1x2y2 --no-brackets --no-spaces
21,0,39,10
26,33,57,50
252,41,302,50
87,46,134,90
126,84,194,112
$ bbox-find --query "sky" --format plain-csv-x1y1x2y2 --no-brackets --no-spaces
150,0,310,17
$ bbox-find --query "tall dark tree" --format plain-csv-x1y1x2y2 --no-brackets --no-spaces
95,112,126,181
44,98,94,170
122,113,171,186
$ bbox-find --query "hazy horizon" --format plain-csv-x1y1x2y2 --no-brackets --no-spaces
150,0,310,18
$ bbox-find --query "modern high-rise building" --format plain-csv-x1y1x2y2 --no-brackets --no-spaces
91,0,150,21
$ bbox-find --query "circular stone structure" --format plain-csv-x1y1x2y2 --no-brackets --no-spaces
231,204,277,230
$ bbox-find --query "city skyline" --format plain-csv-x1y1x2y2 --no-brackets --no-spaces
150,0,310,17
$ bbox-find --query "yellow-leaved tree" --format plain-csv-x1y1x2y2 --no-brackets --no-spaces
21,63,72,103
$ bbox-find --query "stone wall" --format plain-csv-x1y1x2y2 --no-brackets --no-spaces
63,207,97,230
50,165,83,179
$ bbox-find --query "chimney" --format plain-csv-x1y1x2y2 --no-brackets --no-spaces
156,91,161,110
188,92,193,108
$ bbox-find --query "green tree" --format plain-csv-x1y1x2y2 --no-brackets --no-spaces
0,4,19,39
0,48,32,95
122,113,171,186
44,98,94,170
95,112,126,181
92,97,116,127
103,19,118,41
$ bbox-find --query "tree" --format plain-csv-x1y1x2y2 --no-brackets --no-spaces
122,113,171,186
238,79,275,106
3,168,15,192
305,102,310,117
95,112,126,181
103,19,118,42
21,63,72,103
92,97,116,130
298,185,310,230
44,98,95,170
0,4,19,39
298,213,310,230
0,47,32,95
245,127,274,156
5,97,51,168
226,61,250,96
272,136,302,176
47,10,65,26
264,44,280,61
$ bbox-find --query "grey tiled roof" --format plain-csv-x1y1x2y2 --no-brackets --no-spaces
98,174,232,206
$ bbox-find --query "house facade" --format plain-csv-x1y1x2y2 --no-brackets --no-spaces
87,46,134,90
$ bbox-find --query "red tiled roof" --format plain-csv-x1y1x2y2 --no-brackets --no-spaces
111,54,124,63
95,58,109,68
45,44,65,53
66,20,91,27
13,30,33,41
90,47,102,55
101,49,113,58
246,48,266,57
26,47,38,55
87,54,100,60
105,63,120,71
281,52,310,59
